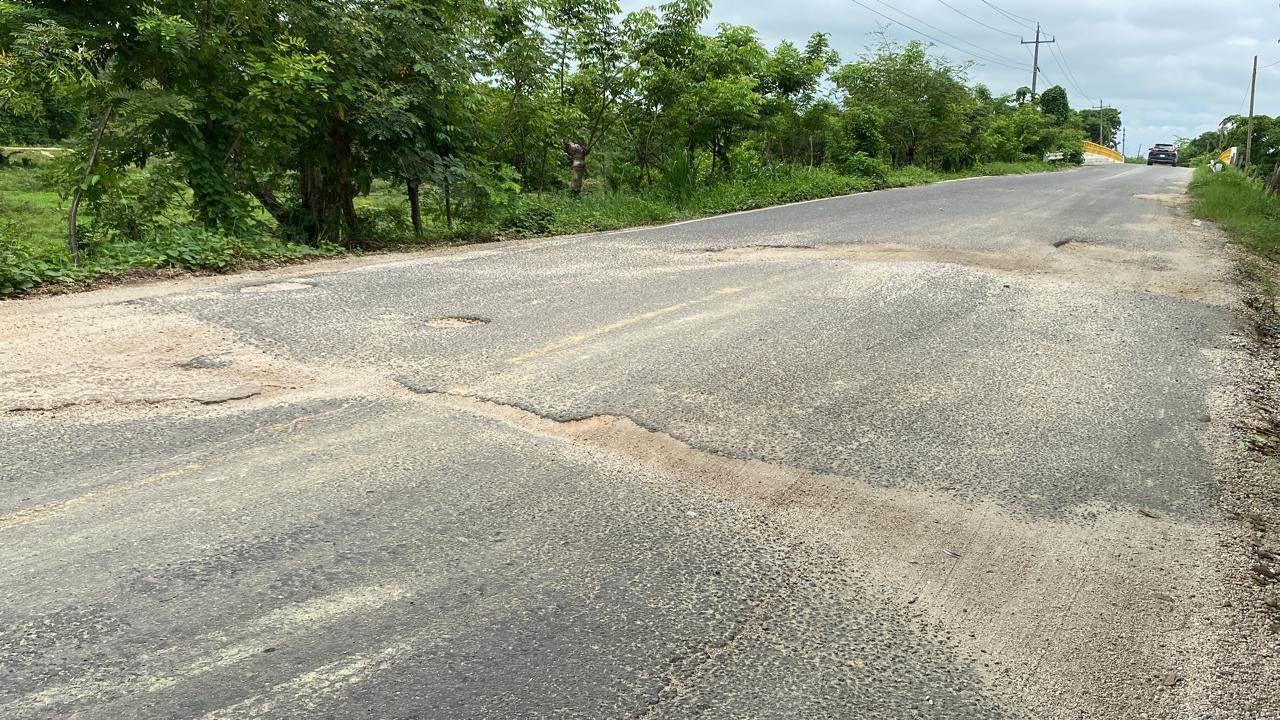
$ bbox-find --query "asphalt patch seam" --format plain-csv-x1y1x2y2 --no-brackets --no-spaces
4,384,264,415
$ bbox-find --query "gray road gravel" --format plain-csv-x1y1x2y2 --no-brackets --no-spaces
2,165,1271,718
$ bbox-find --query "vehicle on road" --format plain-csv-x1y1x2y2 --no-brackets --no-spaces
1148,143,1179,166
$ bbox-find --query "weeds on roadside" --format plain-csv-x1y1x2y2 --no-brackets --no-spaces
1189,166,1280,258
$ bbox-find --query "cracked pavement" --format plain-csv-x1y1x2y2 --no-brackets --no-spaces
3,165,1276,718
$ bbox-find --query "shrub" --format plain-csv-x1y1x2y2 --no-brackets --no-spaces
0,225,90,294
499,202,557,236
360,203,413,243
662,152,700,206
833,152,889,187
149,222,235,271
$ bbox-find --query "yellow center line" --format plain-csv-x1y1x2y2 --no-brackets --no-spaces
0,464,201,533
505,287,744,365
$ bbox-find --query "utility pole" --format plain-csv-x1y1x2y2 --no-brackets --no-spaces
1246,54,1258,170
1097,100,1112,147
1021,23,1055,97
1121,127,1126,159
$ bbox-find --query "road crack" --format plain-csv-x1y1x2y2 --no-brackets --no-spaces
5,384,263,415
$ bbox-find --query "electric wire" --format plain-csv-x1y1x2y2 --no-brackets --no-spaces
980,0,1037,30
933,0,1021,39
869,0,1025,66
847,0,1027,71
1047,41,1092,101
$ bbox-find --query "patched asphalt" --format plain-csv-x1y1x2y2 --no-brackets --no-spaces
1,165,1244,718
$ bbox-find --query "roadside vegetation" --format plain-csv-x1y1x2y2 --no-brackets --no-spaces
1181,114,1280,185
0,0,1097,297
1188,164,1280,336
1190,166,1280,259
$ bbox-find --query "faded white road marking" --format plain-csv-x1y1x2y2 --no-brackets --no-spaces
4,585,405,714
199,641,413,719
505,287,744,364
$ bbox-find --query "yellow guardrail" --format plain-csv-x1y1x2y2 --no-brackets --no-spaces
1081,140,1123,163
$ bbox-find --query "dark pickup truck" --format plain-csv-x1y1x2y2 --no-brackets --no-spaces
1147,143,1178,166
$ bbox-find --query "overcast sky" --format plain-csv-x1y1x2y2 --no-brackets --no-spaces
620,0,1279,155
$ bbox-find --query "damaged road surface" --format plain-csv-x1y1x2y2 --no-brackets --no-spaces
3,165,1277,718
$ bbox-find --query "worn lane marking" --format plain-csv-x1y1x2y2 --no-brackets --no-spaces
145,584,407,693
5,585,407,713
1097,167,1141,182
0,464,202,533
198,642,413,719
505,286,744,365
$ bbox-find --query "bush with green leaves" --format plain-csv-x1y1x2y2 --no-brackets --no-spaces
499,203,557,237
0,224,90,294
831,152,889,187
358,204,414,244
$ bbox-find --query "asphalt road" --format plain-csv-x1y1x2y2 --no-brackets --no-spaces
1,165,1265,718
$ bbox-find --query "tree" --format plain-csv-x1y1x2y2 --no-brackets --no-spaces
1078,107,1122,148
833,37,972,168
553,0,637,196
1039,85,1069,125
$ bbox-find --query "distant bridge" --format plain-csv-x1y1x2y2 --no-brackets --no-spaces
1082,140,1123,164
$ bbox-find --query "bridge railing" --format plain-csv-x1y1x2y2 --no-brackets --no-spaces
1081,140,1124,163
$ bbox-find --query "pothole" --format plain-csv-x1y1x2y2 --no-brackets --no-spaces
423,316,489,329
240,281,315,294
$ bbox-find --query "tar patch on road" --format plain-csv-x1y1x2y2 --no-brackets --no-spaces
423,316,490,329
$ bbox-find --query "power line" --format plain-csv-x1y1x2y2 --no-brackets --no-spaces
980,0,1036,31
1237,71,1253,116
977,0,1039,29
846,0,1027,71
1261,58,1280,69
870,0,1025,66
934,0,1021,39
1046,41,1091,101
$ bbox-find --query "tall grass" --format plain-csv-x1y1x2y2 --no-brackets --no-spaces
1189,165,1280,257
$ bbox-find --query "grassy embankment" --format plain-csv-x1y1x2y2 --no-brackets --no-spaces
1189,165,1280,259
1188,165,1280,328
0,160,1059,297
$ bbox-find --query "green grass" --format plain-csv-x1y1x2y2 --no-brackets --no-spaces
1188,165,1280,258
0,164,336,295
0,166,65,256
0,159,1062,296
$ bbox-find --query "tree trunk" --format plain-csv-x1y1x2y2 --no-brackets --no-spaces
442,174,453,230
68,104,114,265
407,179,423,236
539,146,549,193
1269,162,1280,195
562,140,588,197
327,123,359,245
249,185,291,228
299,160,340,246
713,141,731,177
